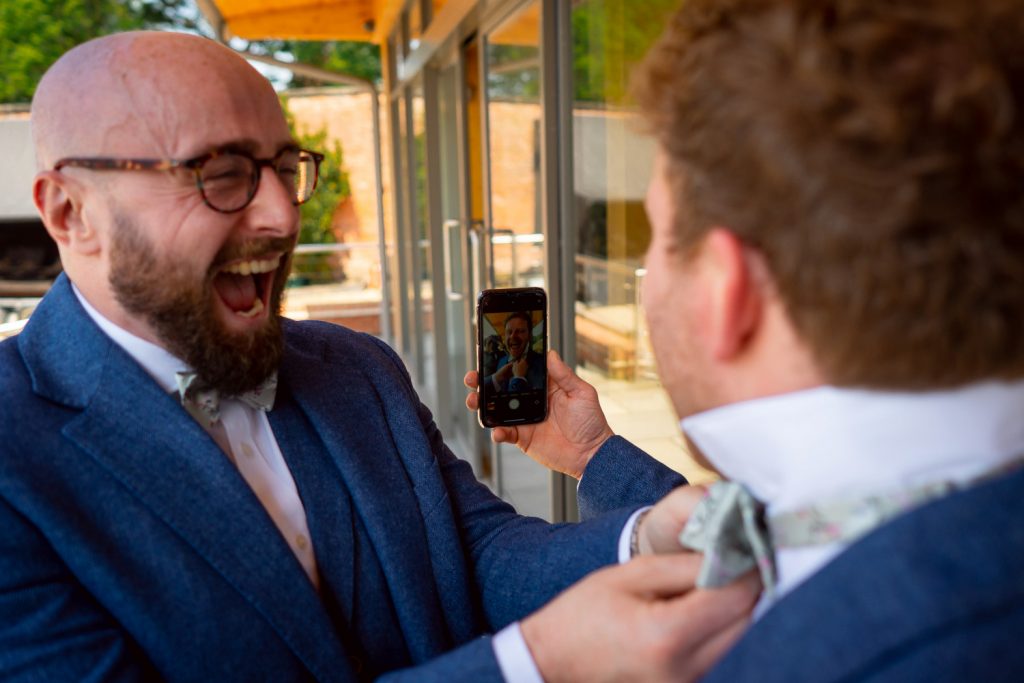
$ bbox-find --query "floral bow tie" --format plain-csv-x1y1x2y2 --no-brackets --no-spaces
175,371,278,430
678,462,1024,600
678,482,778,598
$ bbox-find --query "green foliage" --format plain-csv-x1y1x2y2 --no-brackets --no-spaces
251,40,381,86
485,44,540,102
572,0,680,105
0,0,140,102
0,0,205,103
287,41,381,86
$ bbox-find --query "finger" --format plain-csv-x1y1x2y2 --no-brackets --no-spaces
613,553,703,597
464,370,479,389
667,571,761,635
491,426,518,444
466,391,479,410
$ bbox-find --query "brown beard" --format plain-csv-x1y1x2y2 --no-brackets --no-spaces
108,215,293,395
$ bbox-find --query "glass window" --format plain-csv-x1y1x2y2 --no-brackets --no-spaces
485,1,550,518
486,1,543,290
410,81,436,404
570,0,716,484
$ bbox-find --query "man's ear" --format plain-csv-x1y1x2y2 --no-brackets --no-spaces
699,227,763,361
33,170,101,255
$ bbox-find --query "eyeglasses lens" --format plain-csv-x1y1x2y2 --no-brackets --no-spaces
198,151,319,212
199,154,257,212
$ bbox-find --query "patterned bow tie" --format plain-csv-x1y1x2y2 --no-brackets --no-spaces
678,460,1024,600
678,482,778,598
175,371,278,430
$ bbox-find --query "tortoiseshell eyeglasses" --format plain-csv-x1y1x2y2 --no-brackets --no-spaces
53,146,325,213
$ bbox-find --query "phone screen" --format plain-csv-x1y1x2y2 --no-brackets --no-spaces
477,287,548,427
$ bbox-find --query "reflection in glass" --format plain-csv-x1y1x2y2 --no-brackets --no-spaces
571,0,715,484
486,2,544,290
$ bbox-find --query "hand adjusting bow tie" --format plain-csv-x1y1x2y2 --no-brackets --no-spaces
678,481,778,599
176,371,278,430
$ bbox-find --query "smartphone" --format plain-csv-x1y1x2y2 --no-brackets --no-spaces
476,287,548,427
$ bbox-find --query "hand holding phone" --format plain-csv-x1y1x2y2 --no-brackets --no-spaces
463,349,614,478
477,287,548,427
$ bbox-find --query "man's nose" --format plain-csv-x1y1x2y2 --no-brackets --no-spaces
244,166,300,239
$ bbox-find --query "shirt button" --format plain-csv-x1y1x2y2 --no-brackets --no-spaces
241,443,255,458
296,534,308,550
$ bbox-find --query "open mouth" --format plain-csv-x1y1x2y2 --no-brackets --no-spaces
211,254,282,319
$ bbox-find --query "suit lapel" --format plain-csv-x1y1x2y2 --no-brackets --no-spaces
279,334,455,661
21,277,355,683
269,385,356,627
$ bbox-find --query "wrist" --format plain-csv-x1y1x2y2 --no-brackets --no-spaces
520,613,561,683
576,429,615,478
629,508,653,558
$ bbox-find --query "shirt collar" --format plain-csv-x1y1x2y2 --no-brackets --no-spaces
72,283,190,394
681,381,1024,516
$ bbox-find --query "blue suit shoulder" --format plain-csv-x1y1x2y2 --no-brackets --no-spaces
283,319,407,373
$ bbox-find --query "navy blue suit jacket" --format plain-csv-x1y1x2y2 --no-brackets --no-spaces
0,275,642,682
583,433,1024,681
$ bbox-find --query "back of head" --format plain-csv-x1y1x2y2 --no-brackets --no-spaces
634,0,1024,389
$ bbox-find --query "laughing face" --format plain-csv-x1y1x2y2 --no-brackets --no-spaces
109,210,293,394
45,34,304,393
503,315,531,361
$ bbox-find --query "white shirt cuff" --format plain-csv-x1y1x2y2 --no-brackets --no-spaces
493,622,545,683
618,506,653,564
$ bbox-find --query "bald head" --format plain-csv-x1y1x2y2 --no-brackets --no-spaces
32,31,283,169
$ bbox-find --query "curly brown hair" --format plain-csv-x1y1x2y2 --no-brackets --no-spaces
634,0,1024,389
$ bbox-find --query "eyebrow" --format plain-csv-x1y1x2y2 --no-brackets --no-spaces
187,139,301,158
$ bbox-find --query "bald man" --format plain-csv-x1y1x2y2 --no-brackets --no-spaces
0,32,755,682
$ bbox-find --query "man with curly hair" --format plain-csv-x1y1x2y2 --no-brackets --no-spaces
475,0,1024,679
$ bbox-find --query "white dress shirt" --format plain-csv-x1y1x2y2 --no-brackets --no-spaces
681,380,1024,613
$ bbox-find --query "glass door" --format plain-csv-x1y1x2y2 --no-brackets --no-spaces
403,78,437,407
481,0,550,519
435,45,486,475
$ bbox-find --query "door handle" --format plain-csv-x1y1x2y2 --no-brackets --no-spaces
469,220,488,297
443,219,464,302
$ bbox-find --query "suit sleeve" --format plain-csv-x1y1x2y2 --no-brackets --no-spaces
378,635,504,682
576,435,688,520
0,497,157,682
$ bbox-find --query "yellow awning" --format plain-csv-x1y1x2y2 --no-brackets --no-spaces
205,0,403,43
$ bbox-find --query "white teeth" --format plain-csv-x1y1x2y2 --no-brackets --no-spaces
236,297,265,318
222,255,281,276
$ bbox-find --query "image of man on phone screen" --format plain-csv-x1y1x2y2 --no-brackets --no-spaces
484,311,545,393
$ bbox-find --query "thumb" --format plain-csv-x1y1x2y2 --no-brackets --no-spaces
547,349,587,393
